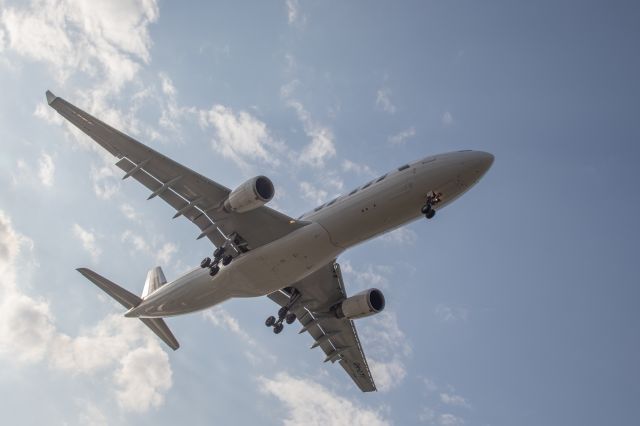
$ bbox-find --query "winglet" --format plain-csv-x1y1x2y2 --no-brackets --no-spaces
45,90,57,105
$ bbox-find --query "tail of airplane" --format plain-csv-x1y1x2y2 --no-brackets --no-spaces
76,267,180,350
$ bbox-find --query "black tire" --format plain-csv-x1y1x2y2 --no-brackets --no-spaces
421,204,432,214
273,323,284,334
425,209,436,219
265,316,276,327
278,306,288,319
214,247,225,258
200,257,211,268
209,265,220,276
285,313,296,325
222,254,233,266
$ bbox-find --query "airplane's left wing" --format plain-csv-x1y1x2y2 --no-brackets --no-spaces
268,262,377,392
46,91,305,250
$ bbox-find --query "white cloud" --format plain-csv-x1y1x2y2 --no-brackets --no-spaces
121,230,177,266
199,104,283,170
203,306,256,346
442,111,454,127
77,400,109,426
280,82,337,168
1,0,158,89
376,88,396,114
286,0,305,26
37,151,55,187
440,392,470,408
341,260,390,290
0,211,173,413
434,304,469,323
73,223,101,263
342,159,373,176
90,164,120,200
438,413,465,426
388,127,416,145
369,358,407,392
120,203,141,222
299,181,328,205
360,310,412,392
259,372,390,426
113,345,172,412
380,227,417,245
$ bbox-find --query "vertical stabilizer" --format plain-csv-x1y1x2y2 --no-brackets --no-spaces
142,266,167,298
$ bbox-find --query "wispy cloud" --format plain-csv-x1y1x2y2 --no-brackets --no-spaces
299,181,328,205
259,372,391,425
388,127,416,145
434,304,469,323
199,104,284,171
121,230,177,266
286,0,306,26
376,87,396,114
37,152,55,186
442,111,454,127
72,223,101,263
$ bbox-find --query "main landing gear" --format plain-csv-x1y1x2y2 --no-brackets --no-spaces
200,246,234,277
422,191,442,220
265,290,300,334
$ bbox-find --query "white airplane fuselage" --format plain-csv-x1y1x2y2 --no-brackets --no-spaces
126,150,493,318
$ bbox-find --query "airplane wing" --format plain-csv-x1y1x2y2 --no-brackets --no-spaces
268,262,377,392
46,91,305,250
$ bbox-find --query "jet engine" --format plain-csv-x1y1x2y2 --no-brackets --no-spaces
224,176,275,213
335,288,385,320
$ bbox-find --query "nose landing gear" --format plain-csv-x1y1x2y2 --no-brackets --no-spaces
422,191,442,220
265,290,300,334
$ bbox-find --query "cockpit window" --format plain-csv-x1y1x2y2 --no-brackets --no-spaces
398,164,410,171
362,180,374,190
375,174,387,183
349,188,358,196
314,204,325,212
326,197,338,206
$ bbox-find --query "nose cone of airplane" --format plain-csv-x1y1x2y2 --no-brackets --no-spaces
470,151,494,177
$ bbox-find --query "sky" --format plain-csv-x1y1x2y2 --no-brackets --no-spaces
0,0,639,425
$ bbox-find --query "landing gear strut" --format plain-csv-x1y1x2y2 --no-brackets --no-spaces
200,246,235,277
422,191,442,220
265,290,301,334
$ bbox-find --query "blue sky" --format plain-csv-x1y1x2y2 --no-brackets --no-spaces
0,1,638,425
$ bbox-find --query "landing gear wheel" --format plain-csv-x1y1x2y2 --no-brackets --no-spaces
265,316,276,327
213,247,225,259
222,254,233,266
425,208,436,219
273,323,284,334
285,313,296,324
421,204,432,215
278,306,289,320
200,257,211,268
209,265,220,276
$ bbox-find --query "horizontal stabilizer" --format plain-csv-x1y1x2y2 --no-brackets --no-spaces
76,268,180,350
77,268,141,309
140,318,180,350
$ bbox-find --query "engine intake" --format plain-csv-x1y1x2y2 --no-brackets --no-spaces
224,176,275,213
335,288,385,320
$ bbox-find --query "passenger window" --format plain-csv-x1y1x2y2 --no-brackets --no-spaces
375,174,387,183
398,164,410,171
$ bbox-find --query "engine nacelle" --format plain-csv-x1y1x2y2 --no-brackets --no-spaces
335,288,385,320
224,176,275,213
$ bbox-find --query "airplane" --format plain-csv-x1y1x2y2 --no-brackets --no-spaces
45,90,494,392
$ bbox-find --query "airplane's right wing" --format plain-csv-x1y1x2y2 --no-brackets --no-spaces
268,262,377,392
46,91,306,251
